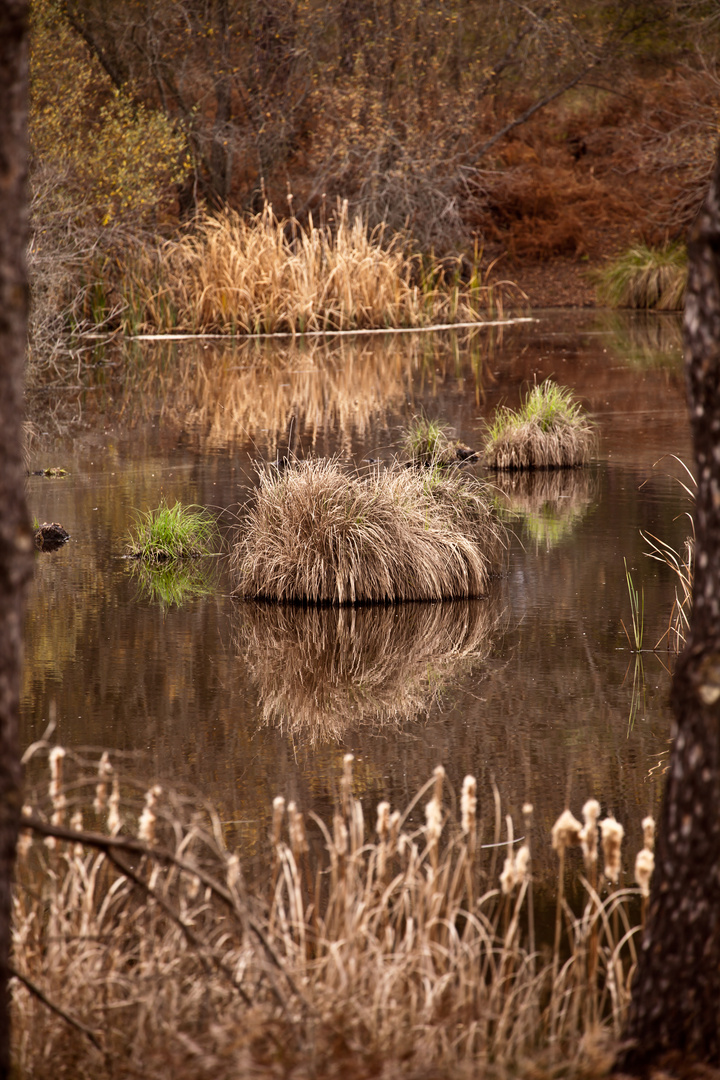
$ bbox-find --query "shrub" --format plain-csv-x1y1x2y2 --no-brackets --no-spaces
595,244,687,310
232,458,505,604
126,499,218,562
484,380,596,470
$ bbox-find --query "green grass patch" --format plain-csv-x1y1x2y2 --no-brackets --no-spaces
126,499,218,562
484,380,596,470
595,243,687,310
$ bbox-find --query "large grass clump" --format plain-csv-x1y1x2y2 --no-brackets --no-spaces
14,748,652,1079
232,458,505,604
120,202,511,335
484,380,596,471
596,244,687,310
126,499,218,562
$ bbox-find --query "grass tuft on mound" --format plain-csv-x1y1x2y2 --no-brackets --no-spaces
232,458,505,604
484,380,596,471
126,499,218,562
401,414,478,466
596,243,687,310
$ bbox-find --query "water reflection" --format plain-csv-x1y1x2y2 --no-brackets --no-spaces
235,599,504,745
125,556,220,609
494,469,599,551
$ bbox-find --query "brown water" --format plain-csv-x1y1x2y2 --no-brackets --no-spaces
22,309,690,878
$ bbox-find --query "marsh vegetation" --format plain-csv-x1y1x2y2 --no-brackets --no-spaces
484,380,596,471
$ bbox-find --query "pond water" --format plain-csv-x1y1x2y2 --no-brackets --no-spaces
22,309,691,881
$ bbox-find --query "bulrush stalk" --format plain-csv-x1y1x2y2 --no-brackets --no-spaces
635,815,656,925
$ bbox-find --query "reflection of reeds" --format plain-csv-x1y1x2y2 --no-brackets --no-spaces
493,468,597,550
234,599,502,743
233,458,506,603
121,328,497,455
596,310,683,370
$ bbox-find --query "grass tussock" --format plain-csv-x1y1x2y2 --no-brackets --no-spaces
595,244,687,310
13,748,652,1079
234,600,502,744
126,499,218,562
120,203,516,335
401,414,478,467
232,458,506,604
484,380,596,471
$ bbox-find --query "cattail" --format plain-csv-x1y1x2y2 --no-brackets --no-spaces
389,810,401,856
93,751,113,814
107,776,121,834
70,809,84,859
333,812,348,855
287,800,308,857
600,816,625,884
432,765,445,804
138,785,161,845
184,872,201,902
376,801,391,842
341,753,354,814
642,815,655,852
49,746,65,803
634,847,654,898
580,798,601,869
271,796,285,846
551,809,582,854
425,795,442,849
461,776,477,836
500,855,517,895
226,853,242,892
515,844,530,886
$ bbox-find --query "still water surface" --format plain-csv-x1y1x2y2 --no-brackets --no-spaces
22,310,691,878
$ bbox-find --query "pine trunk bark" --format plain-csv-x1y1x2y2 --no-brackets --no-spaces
0,2,32,1076
618,147,720,1069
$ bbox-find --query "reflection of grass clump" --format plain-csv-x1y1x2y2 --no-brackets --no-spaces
493,469,597,550
127,500,217,562
595,310,683,370
596,244,687,310
484,380,596,471
232,459,505,604
127,557,218,608
235,600,501,744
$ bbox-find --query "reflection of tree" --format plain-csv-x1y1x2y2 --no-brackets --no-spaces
234,599,503,745
493,468,598,551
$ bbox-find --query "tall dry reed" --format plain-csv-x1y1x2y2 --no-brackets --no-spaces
232,458,506,603
120,203,514,334
13,747,653,1079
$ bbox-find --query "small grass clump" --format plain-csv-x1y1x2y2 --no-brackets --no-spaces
126,499,217,562
484,380,596,471
596,244,687,310
232,458,505,604
401,414,478,467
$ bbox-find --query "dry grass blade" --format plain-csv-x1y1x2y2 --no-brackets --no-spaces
232,457,506,604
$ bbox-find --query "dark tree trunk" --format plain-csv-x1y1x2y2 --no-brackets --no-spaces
0,1,33,1076
618,146,720,1070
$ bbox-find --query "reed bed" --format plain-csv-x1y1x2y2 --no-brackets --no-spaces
234,600,502,743
595,244,687,310
13,747,652,1079
232,458,506,604
484,381,597,471
120,203,511,335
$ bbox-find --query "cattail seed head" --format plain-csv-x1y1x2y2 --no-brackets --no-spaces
138,785,161,845
71,809,84,859
635,847,654,898
17,805,33,860
376,801,391,841
500,855,517,895
226,853,242,892
107,777,121,834
287,800,308,857
580,798,601,868
94,751,113,814
341,754,354,811
515,844,531,885
49,746,65,802
461,776,477,836
600,816,625,884
642,815,655,852
551,809,582,854
425,795,442,848
432,765,445,806
272,796,285,846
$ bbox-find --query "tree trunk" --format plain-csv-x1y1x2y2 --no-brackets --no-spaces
0,1,33,1076
618,146,720,1070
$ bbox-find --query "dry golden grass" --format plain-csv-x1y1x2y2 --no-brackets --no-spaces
484,381,597,471
234,599,502,744
13,748,651,1080
232,458,506,604
120,203,516,335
